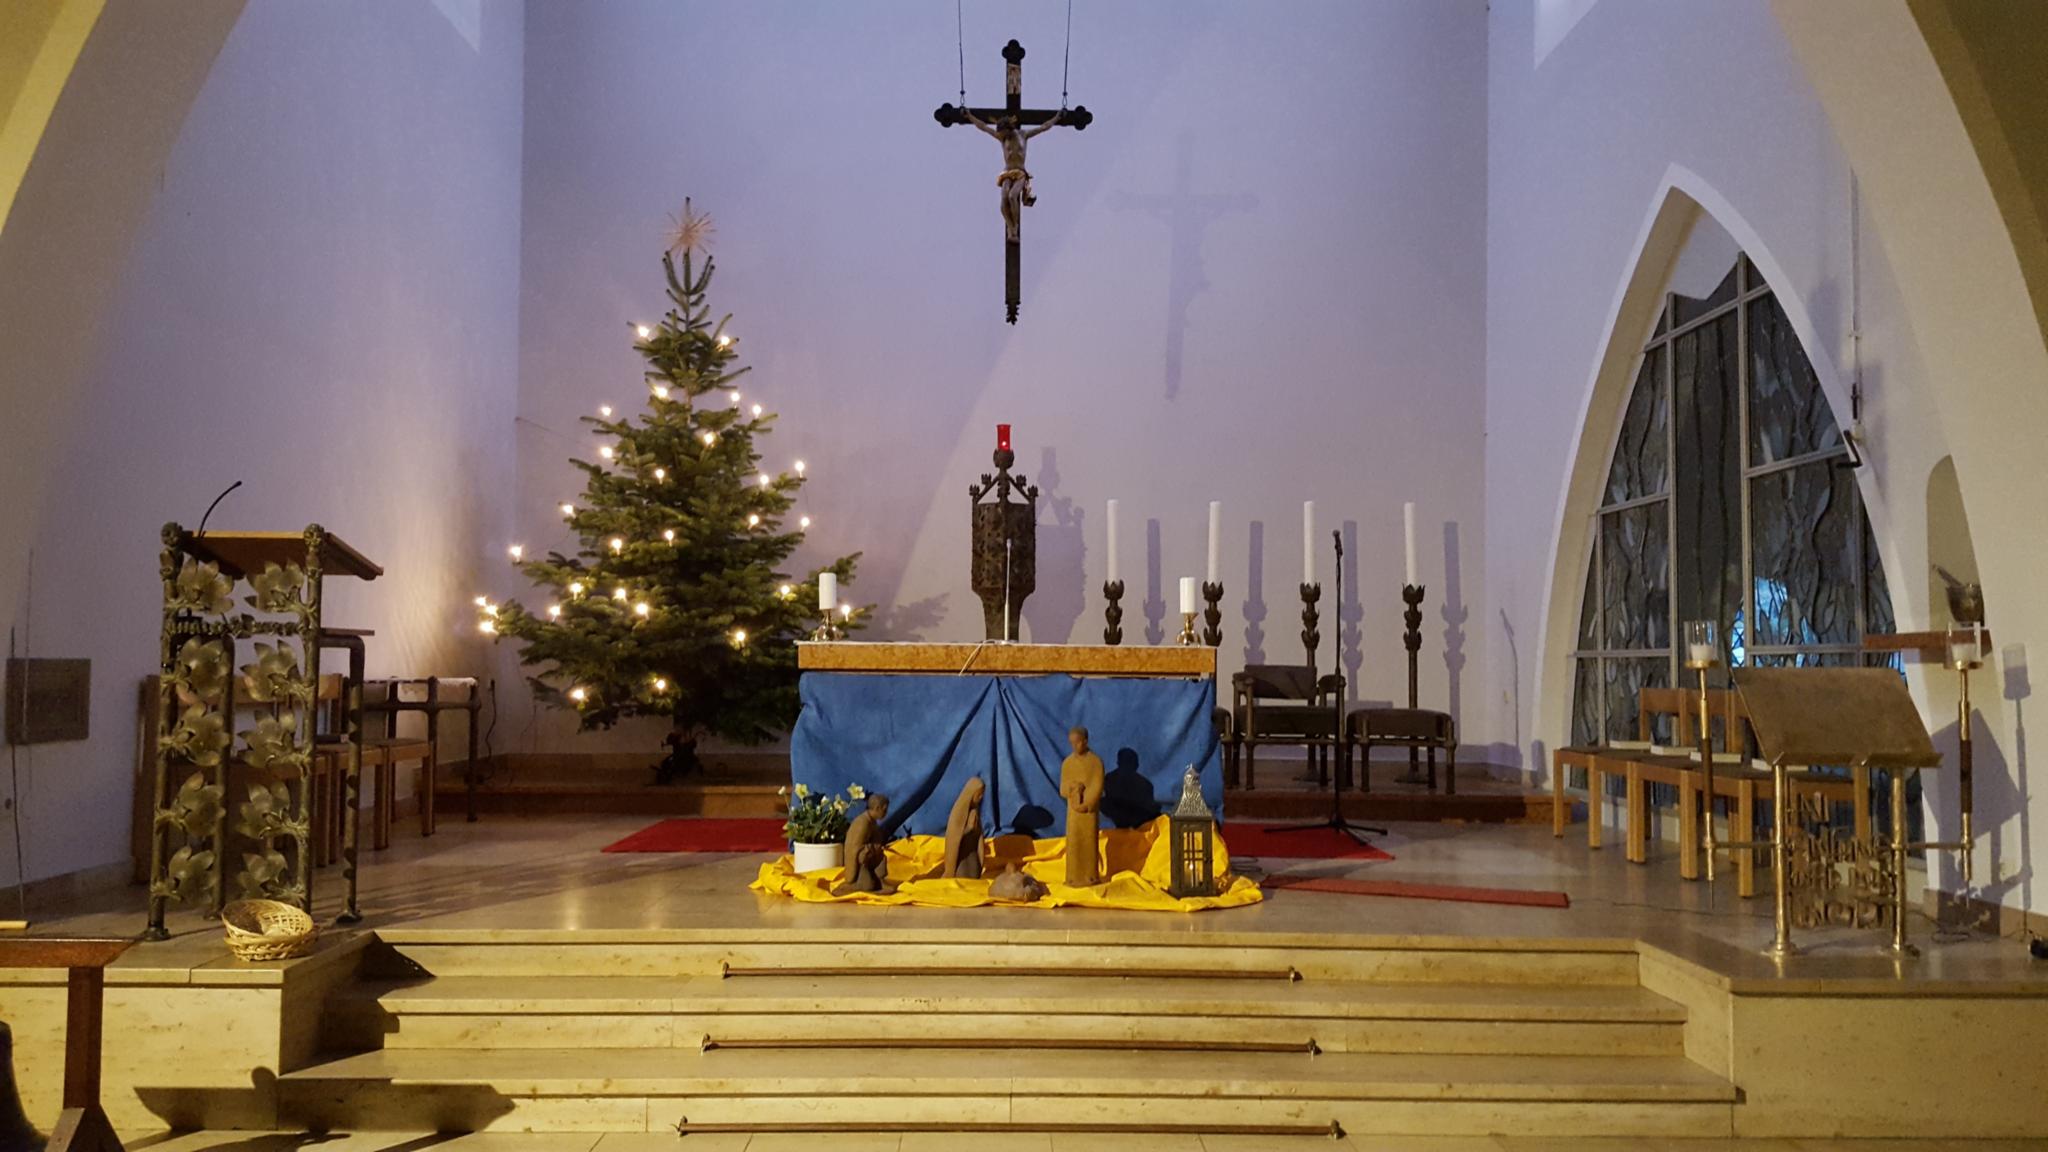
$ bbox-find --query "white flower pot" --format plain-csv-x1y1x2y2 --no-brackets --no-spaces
791,841,842,875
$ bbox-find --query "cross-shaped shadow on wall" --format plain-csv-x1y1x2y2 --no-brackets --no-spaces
1110,135,1258,401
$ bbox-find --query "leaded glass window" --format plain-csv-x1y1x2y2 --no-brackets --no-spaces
1571,256,1896,781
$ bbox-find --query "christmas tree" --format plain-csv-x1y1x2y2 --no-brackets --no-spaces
481,204,860,780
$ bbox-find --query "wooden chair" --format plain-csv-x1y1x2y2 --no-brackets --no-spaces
1228,665,1344,791
359,680,439,848
1346,709,1456,794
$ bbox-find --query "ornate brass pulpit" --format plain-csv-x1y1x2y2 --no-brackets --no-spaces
144,525,382,938
1732,667,1944,955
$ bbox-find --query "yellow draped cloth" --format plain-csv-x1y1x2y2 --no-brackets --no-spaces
750,816,1261,913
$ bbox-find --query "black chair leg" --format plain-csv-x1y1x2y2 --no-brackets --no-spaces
1428,746,1438,793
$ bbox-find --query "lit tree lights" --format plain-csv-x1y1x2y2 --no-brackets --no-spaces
478,209,861,782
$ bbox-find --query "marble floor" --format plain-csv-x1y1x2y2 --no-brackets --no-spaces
50,808,2046,988
118,1129,2048,1150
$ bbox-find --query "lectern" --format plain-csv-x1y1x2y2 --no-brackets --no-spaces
1731,667,1944,955
144,525,381,938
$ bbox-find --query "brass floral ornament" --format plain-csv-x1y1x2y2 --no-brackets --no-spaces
246,562,313,619
163,698,230,769
169,557,234,616
234,781,305,902
172,638,230,701
239,641,308,707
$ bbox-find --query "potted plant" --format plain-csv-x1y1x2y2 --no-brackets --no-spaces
781,782,862,874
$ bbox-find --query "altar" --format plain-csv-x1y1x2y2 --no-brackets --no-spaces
793,642,1222,837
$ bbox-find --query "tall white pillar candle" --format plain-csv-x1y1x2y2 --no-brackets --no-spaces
817,572,837,611
1179,576,1198,615
1206,501,1222,584
1302,501,1317,587
1403,502,1418,587
1106,499,1120,585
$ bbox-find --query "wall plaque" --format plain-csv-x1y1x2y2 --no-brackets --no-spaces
5,658,91,745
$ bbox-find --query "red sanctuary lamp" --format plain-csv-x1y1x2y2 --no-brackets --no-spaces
997,423,1012,453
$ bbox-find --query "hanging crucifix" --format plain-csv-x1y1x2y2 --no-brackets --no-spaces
935,39,1093,323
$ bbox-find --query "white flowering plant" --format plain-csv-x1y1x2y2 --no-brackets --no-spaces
780,782,867,844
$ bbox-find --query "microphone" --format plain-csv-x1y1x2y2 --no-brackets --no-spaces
197,480,243,536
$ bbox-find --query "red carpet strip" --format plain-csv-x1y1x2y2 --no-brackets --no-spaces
1221,823,1395,862
1260,873,1571,909
602,817,788,854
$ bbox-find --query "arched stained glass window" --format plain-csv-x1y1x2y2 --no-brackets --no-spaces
1571,255,1896,753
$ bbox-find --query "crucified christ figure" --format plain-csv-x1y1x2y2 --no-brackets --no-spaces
961,107,1064,243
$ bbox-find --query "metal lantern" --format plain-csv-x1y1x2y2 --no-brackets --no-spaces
1167,765,1218,898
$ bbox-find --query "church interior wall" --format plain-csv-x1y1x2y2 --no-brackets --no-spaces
0,0,524,886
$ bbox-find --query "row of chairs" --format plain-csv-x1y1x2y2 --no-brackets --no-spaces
1216,664,1457,794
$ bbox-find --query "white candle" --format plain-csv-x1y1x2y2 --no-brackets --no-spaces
817,572,837,611
1179,576,1198,615
1403,501,1418,587
1687,641,1716,665
1106,499,1120,585
1302,501,1317,587
1206,501,1221,584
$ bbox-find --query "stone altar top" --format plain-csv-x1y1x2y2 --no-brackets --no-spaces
796,642,1215,678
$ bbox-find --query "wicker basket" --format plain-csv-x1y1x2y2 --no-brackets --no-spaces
221,898,317,961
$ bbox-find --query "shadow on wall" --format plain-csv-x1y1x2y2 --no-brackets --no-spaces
1143,519,1165,645
1340,520,1362,705
1999,645,2033,917
1022,446,1085,643
1241,519,1267,665
1108,134,1258,402
1443,520,1468,730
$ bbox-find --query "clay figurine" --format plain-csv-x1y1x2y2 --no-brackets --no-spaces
988,861,1049,903
942,776,986,879
833,792,891,895
1060,726,1105,886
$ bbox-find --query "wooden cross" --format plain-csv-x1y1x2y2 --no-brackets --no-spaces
935,39,1093,323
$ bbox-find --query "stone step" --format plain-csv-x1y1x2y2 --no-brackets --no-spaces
373,933,1642,985
278,1046,1738,1136
326,974,1683,1056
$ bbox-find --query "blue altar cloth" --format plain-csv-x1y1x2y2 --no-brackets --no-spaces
791,672,1223,839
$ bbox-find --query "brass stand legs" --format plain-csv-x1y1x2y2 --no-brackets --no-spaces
1769,759,1797,958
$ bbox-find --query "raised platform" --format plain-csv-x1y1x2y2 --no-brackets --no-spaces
439,754,1555,823
9,816,2046,1142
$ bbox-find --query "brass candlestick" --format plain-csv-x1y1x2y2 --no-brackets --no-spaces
1684,620,1722,884
1202,581,1224,647
813,610,843,642
1103,579,1125,646
1947,622,1984,888
1177,611,1198,646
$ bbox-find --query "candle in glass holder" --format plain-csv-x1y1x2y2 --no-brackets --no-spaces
1684,619,1718,666
818,572,838,612
1179,576,1198,616
996,423,1012,453
1947,621,1984,670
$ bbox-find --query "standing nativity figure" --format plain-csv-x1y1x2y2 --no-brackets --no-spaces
942,776,986,879
961,106,1064,243
835,792,891,895
1061,726,1106,886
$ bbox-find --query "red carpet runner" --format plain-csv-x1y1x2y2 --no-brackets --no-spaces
604,817,1395,861
603,818,789,854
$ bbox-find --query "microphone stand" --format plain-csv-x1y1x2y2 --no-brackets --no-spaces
1269,529,1385,845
